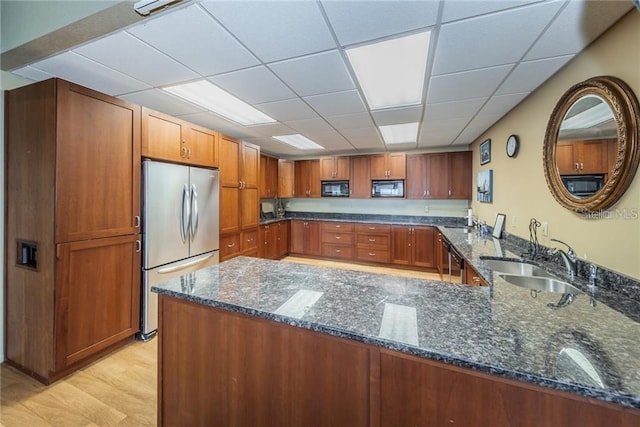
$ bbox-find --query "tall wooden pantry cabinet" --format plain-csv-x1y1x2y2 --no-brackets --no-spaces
5,78,141,383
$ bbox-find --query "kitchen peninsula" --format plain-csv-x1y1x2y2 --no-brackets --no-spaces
153,230,640,426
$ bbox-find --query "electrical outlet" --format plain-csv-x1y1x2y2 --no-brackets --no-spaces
541,221,549,236
511,215,517,227
424,205,429,213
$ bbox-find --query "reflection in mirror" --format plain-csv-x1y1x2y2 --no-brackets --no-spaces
543,76,640,212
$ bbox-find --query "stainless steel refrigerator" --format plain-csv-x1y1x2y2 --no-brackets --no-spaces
140,159,219,340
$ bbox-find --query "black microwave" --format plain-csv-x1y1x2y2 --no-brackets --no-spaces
561,174,604,197
321,181,350,197
371,180,404,198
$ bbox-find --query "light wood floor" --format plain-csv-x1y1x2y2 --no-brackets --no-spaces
0,257,441,426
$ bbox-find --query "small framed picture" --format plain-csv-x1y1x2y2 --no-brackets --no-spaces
492,213,506,239
480,139,491,165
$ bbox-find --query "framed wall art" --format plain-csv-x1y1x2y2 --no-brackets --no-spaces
477,169,493,203
480,139,491,165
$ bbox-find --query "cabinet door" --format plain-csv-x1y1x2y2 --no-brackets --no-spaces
406,154,428,199
390,226,411,266
220,135,240,187
55,234,140,369
581,140,608,174
259,155,278,198
294,161,309,197
449,152,472,199
413,226,435,268
187,124,218,168
56,81,141,243
320,157,337,180
240,188,260,230
258,226,269,258
141,107,183,163
426,153,449,199
290,220,306,253
306,221,322,256
278,160,295,198
350,156,371,198
387,153,406,179
277,221,290,257
241,142,260,188
556,142,578,175
308,160,321,197
369,154,388,179
220,186,240,234
335,156,351,180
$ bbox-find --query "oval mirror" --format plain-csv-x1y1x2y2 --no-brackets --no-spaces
543,76,640,212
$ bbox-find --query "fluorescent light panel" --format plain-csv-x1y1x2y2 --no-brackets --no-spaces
163,80,275,126
347,31,430,110
273,134,324,150
379,122,419,144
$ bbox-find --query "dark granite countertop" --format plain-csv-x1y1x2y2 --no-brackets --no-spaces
260,211,465,227
153,255,640,409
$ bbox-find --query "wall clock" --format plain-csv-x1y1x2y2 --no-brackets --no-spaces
506,134,520,158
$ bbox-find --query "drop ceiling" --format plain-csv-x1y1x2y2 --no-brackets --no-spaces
5,0,634,157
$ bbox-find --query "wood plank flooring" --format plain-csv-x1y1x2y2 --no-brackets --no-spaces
0,257,443,426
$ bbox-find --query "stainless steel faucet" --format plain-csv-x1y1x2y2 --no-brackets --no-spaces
549,238,578,279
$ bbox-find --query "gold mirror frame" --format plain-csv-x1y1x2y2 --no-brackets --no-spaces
543,76,640,213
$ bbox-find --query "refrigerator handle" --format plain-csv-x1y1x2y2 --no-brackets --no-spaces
190,183,198,242
180,183,190,243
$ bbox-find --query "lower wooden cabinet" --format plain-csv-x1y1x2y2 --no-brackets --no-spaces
355,223,391,264
321,222,355,260
390,225,436,268
464,260,489,286
220,233,241,261
290,220,321,256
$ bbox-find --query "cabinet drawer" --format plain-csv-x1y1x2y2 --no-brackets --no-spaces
355,223,390,234
356,234,390,249
322,243,354,260
220,234,241,260
356,248,390,264
322,222,354,232
321,231,355,245
242,230,258,252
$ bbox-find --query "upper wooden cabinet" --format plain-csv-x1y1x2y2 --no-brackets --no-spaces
350,156,371,198
141,107,219,168
370,153,406,179
407,152,472,200
320,156,351,180
278,159,295,198
260,154,279,198
294,160,321,198
556,139,610,175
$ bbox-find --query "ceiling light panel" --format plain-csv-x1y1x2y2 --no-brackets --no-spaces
273,134,324,150
74,31,198,86
201,1,336,63
128,4,259,76
347,31,430,110
321,1,439,46
163,80,276,126
379,122,419,144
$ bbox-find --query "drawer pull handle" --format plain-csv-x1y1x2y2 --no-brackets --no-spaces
227,242,235,248
336,249,341,253
335,236,341,239
369,252,375,256
368,227,376,230
368,238,376,242
335,225,341,228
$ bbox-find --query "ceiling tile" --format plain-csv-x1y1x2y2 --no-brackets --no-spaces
245,137,302,156
283,118,334,134
371,105,423,126
419,117,470,146
455,114,504,144
208,66,295,105
477,92,529,116
119,88,204,116
495,55,573,95
178,111,249,138
340,127,383,149
427,64,514,104
525,0,633,60
127,4,259,76
11,66,55,82
349,137,386,151
325,113,375,130
28,51,150,95
201,0,336,63
302,129,350,147
321,1,439,46
303,90,366,116
255,98,318,122
243,122,296,138
441,0,543,23
74,31,199,86
423,97,487,121
269,50,355,97
433,1,563,75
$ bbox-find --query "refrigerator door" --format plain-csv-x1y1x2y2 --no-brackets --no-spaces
141,250,219,339
143,160,190,269
189,167,220,256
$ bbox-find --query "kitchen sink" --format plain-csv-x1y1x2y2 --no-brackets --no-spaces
498,274,582,294
481,258,554,278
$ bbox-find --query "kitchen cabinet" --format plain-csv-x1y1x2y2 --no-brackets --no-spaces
408,152,472,200
259,223,289,259
370,152,406,179
278,159,295,198
260,154,279,198
142,107,218,168
276,221,290,258
5,78,141,383
320,156,351,180
355,223,391,264
294,159,321,197
391,225,436,268
350,156,371,198
321,222,355,260
464,260,489,287
556,139,609,175
290,220,321,256
219,135,260,260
